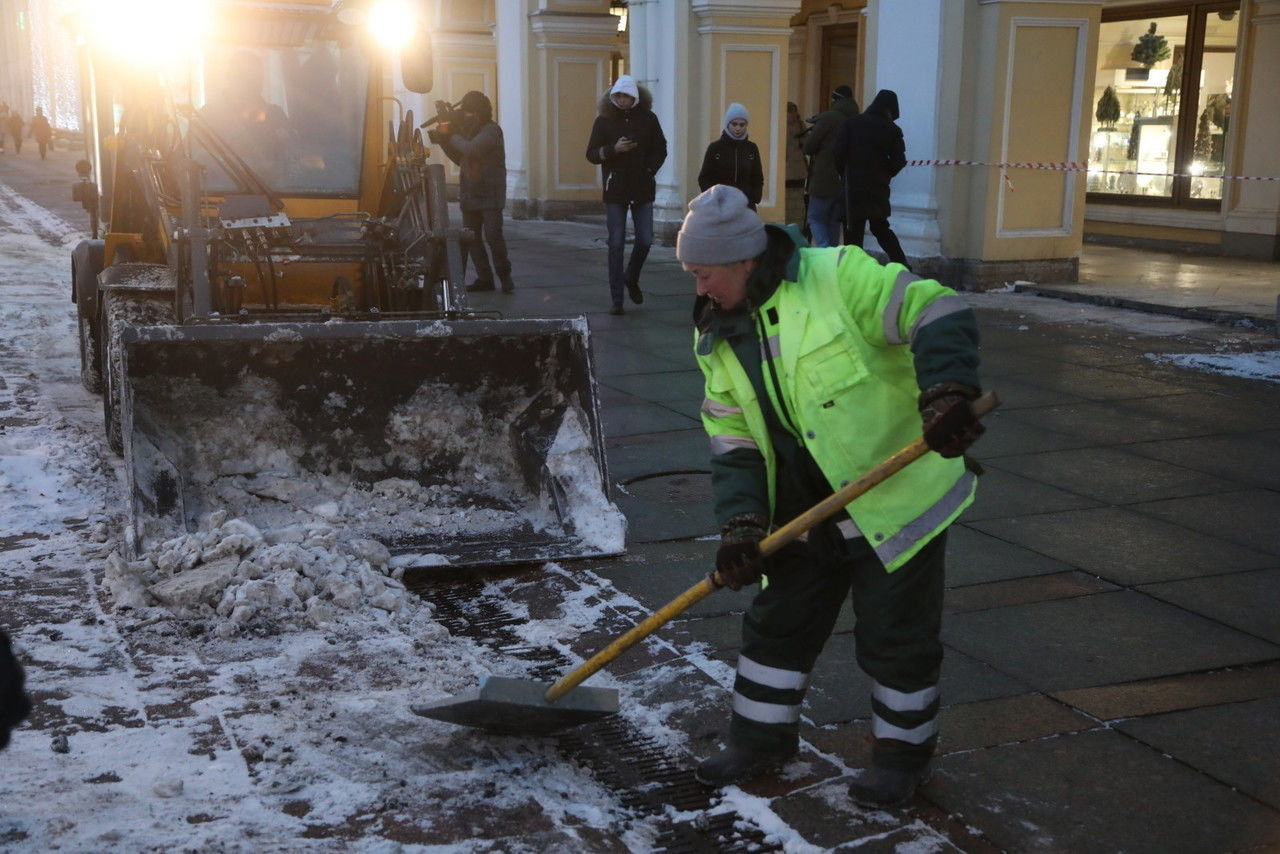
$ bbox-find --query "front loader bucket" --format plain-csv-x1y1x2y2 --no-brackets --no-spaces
119,318,625,569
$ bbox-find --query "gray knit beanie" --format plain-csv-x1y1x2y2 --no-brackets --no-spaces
676,185,767,266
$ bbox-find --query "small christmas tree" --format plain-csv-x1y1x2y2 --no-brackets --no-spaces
1131,22,1171,68
1096,86,1121,129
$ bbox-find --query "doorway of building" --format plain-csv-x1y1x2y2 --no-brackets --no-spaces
820,22,859,105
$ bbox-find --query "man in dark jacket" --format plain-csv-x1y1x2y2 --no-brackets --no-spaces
698,103,764,208
802,85,859,247
586,75,668,315
28,107,53,160
430,90,513,293
835,89,909,268
1,629,31,750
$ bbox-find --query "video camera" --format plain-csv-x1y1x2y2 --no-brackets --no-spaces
422,99,465,145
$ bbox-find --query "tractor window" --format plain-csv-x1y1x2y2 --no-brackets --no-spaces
192,41,368,196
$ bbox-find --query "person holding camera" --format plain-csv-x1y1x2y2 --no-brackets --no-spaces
428,90,513,293
585,75,668,315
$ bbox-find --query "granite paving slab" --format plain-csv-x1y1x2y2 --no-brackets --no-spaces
600,401,698,439
1123,433,1280,490
972,506,1277,585
1014,362,1190,401
966,373,1088,410
1139,567,1280,644
589,539,753,619
987,446,1241,506
944,571,1119,614
604,427,708,482
935,693,1097,754
599,370,704,404
998,396,1230,445
930,729,1280,854
944,590,1280,692
1050,662,1280,721
802,638,1027,726
1117,696,1280,810
1131,489,1280,556
610,470,717,542
959,466,1103,521
972,413,1099,458
770,780,968,852
945,525,1076,586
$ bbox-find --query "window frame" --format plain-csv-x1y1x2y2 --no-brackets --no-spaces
1089,0,1240,210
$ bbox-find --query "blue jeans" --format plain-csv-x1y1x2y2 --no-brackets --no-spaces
605,201,653,303
807,194,842,248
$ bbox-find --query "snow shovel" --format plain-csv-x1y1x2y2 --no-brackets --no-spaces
412,391,1001,735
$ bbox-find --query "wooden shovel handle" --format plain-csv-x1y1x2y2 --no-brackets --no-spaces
544,391,1000,703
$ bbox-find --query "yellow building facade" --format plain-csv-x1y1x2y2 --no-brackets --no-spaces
403,0,1279,289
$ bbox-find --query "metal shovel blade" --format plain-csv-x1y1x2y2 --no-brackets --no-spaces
410,676,619,736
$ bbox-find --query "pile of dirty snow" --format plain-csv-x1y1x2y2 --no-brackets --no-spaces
105,511,428,638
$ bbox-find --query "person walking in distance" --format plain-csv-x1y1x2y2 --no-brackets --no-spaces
28,107,53,161
428,90,514,293
697,103,763,209
677,184,984,808
802,85,859,247
5,110,23,155
0,102,9,153
586,74,668,315
783,102,808,227
835,89,909,268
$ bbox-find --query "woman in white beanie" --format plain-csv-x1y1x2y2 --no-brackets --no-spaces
697,103,764,209
585,75,668,315
678,184,986,810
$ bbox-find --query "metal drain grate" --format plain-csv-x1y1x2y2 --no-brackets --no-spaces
419,579,784,853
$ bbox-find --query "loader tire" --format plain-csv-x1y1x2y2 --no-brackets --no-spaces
100,286,175,455
78,314,102,394
71,240,105,394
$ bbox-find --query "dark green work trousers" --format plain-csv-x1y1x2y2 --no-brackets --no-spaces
729,530,947,773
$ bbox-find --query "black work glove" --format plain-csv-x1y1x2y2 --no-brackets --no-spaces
0,630,31,750
426,128,447,146
713,513,769,591
920,382,985,458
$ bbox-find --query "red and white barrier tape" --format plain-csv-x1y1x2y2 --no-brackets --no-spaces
907,158,1280,183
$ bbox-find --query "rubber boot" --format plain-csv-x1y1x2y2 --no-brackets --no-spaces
695,743,796,787
847,764,931,809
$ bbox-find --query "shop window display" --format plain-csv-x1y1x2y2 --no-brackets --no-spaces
1087,6,1238,205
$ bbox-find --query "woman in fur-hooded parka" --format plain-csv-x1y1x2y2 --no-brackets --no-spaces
585,82,668,204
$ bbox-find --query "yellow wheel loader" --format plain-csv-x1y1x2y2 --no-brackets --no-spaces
68,0,623,568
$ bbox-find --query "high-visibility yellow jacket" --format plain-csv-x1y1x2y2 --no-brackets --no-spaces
694,243,978,572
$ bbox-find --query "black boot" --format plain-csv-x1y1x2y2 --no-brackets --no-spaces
466,278,495,292
499,272,515,293
609,301,624,316
847,765,931,808
695,743,795,787
625,278,644,305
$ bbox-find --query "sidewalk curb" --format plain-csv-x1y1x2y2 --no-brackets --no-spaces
1013,284,1278,335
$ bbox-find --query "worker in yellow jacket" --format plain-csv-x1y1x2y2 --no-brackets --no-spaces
678,185,985,808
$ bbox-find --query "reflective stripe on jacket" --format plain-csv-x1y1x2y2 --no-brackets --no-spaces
695,246,976,572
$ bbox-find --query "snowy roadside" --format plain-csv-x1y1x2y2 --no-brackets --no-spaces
0,195,658,852
0,186,839,853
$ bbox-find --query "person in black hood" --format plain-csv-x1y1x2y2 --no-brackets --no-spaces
430,90,513,293
586,75,668,315
835,89,910,268
697,103,764,208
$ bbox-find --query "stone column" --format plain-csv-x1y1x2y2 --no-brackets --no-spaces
1223,0,1280,259
683,0,802,240
626,0,693,239
864,0,944,260
503,1,619,219
935,0,1101,288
